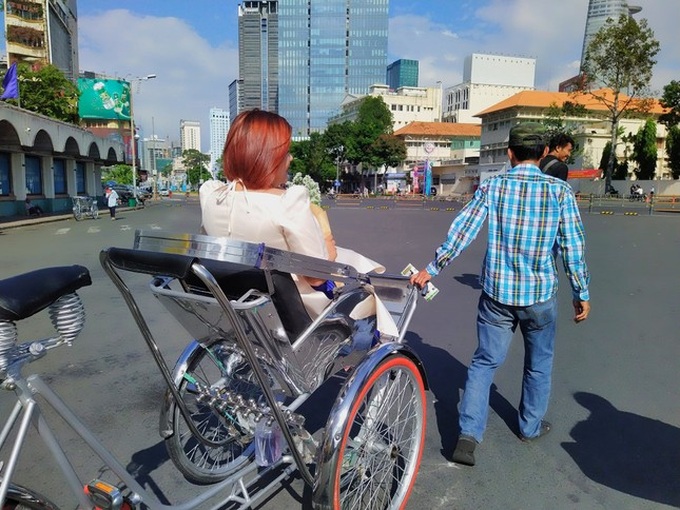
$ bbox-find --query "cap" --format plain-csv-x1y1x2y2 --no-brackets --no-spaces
508,122,547,148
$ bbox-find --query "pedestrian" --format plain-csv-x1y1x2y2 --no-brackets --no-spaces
105,186,119,220
24,198,44,216
410,122,591,466
539,133,575,181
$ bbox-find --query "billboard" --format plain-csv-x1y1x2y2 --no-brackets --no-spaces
78,78,131,120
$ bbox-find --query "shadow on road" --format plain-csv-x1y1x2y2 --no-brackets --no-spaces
562,392,680,508
405,331,518,458
126,441,172,505
453,273,482,290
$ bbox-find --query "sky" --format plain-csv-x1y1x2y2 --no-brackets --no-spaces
77,0,679,150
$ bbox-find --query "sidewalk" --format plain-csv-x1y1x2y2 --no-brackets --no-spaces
0,205,140,231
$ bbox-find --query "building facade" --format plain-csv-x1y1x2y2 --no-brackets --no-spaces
442,53,535,124
473,88,668,184
278,0,388,137
4,0,79,81
386,59,419,89
330,84,442,132
209,107,229,177
179,119,201,153
238,1,278,113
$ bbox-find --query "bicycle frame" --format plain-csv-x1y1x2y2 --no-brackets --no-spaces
0,369,300,509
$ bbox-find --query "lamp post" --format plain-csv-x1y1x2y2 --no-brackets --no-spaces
129,74,156,204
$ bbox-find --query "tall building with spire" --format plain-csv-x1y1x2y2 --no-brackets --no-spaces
560,0,641,91
580,0,641,71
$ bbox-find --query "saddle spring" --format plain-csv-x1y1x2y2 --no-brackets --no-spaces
0,321,18,372
48,292,86,346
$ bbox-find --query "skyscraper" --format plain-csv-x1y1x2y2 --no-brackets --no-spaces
580,0,641,71
4,0,79,81
560,0,641,91
238,1,278,113
209,108,230,176
180,119,201,153
387,59,419,89
278,0,389,137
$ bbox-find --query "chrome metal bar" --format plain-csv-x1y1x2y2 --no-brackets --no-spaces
99,250,221,447
0,400,35,506
0,400,22,450
191,262,316,487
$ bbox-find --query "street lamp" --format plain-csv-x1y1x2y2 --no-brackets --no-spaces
129,74,156,204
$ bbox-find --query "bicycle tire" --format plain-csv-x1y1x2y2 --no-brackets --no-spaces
327,354,426,510
164,339,269,484
1,483,59,510
73,207,83,221
91,205,99,220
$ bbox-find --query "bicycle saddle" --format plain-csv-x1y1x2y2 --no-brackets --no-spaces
0,266,92,322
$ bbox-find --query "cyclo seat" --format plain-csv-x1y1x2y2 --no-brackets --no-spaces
0,266,92,322
105,248,312,340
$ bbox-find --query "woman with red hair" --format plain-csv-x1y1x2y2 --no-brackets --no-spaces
200,110,395,335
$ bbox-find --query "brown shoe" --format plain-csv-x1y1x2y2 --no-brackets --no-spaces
520,420,552,442
451,435,477,466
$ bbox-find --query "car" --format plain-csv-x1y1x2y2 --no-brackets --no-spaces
158,188,170,197
109,185,133,202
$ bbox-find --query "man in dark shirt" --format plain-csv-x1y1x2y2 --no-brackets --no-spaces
539,133,575,181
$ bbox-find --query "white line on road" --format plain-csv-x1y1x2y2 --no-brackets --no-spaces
87,227,100,233
121,225,131,231
149,224,162,230
55,228,70,235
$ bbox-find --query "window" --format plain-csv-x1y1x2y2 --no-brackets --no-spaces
75,162,86,194
25,156,42,195
0,152,11,196
53,159,67,194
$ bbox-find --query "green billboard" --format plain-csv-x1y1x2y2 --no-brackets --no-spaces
78,78,131,120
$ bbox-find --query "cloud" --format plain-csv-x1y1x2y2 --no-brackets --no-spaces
388,0,679,93
79,9,238,149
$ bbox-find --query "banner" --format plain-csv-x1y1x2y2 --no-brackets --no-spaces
568,168,601,179
78,78,131,120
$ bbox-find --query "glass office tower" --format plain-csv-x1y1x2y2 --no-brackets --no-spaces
387,59,419,89
278,0,388,137
238,1,279,113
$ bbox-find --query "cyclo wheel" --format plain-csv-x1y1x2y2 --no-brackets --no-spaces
328,353,426,509
165,339,272,484
91,204,99,220
73,206,83,221
1,483,59,510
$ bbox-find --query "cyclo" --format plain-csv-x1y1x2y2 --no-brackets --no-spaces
71,195,99,221
0,230,428,509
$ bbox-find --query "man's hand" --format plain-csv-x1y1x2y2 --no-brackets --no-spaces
410,269,432,289
573,300,590,323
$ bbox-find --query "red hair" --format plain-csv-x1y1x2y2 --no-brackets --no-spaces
222,109,292,189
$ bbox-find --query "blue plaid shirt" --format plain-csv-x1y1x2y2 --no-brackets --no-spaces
426,163,590,306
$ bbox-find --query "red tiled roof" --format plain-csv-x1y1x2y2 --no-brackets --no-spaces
475,88,667,116
394,122,481,137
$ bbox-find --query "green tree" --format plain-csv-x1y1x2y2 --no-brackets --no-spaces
289,132,335,184
182,149,211,187
101,164,133,185
659,80,680,128
664,125,680,179
631,119,658,179
582,14,660,190
370,134,407,169
350,96,393,168
4,63,80,123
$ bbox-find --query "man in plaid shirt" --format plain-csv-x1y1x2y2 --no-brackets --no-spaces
411,122,590,466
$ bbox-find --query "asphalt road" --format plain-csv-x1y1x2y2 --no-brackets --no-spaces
1,198,679,509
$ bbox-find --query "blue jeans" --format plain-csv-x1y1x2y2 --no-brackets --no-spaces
458,292,557,442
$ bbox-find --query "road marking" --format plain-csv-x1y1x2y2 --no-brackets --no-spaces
55,228,70,235
121,225,131,231
87,226,100,233
149,224,162,230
